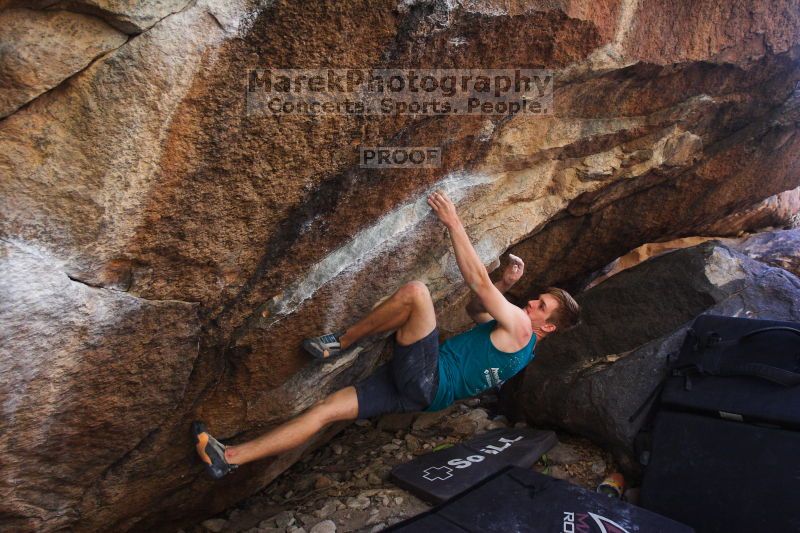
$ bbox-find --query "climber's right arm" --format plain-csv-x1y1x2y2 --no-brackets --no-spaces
428,191,529,335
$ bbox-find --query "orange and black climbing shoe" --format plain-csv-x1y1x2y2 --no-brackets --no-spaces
192,421,237,480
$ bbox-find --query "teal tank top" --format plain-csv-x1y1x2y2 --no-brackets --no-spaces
425,320,536,412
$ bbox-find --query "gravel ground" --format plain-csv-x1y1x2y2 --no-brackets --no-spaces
183,394,623,533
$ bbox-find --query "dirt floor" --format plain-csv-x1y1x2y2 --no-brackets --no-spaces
184,394,628,533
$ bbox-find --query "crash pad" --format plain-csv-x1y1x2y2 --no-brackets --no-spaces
389,427,556,504
389,466,694,532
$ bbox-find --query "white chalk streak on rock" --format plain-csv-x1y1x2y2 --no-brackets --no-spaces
265,172,495,320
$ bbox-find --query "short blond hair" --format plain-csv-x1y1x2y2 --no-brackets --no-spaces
543,287,580,332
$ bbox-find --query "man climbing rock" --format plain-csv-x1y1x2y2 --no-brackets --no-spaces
193,190,580,479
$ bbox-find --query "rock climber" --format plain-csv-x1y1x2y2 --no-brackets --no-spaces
193,190,580,479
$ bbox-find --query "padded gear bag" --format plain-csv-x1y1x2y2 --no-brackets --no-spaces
641,410,800,532
663,314,800,427
640,315,800,532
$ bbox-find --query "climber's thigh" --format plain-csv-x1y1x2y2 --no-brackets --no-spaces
311,386,359,425
390,326,440,409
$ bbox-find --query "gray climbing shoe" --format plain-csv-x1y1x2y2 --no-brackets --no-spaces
303,333,344,359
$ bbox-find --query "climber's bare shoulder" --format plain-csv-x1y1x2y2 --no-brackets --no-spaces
489,314,532,353
472,281,532,350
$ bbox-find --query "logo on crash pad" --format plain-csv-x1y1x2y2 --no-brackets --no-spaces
563,511,631,533
422,466,454,481
420,435,526,482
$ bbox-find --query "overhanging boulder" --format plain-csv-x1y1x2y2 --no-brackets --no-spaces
1,1,799,530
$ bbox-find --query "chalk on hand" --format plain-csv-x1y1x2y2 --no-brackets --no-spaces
509,253,522,263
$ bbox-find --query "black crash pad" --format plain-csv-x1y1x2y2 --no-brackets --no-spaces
389,466,694,532
389,427,557,504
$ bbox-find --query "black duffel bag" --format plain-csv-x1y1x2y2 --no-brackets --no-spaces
639,314,800,532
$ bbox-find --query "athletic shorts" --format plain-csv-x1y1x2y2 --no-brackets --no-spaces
354,327,440,419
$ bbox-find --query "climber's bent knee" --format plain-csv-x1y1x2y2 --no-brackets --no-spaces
395,281,437,346
399,280,432,304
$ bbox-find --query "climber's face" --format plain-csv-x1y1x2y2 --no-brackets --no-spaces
524,293,558,336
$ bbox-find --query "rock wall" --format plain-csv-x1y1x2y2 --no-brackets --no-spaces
1,0,799,530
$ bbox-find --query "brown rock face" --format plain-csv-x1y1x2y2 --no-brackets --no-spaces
1,1,799,531
0,241,200,531
0,8,127,118
0,0,192,33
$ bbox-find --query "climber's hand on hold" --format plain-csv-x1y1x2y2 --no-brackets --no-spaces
427,190,460,228
501,253,524,286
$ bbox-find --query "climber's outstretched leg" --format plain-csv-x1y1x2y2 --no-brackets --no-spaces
228,386,357,465
193,386,358,478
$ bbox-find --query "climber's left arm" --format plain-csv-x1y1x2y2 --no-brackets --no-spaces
466,254,524,324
